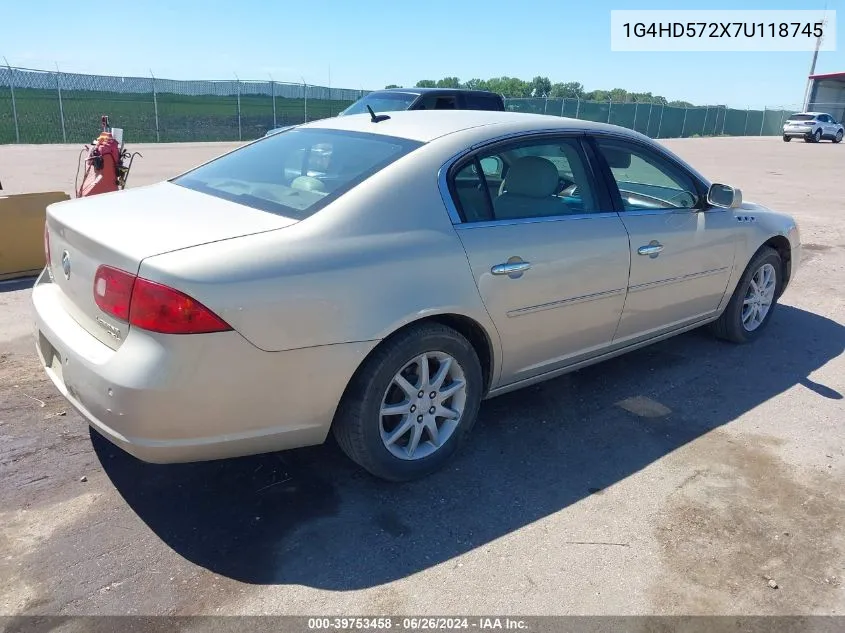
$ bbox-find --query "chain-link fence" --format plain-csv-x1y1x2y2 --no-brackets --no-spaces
0,65,835,144
0,66,366,144
503,97,826,138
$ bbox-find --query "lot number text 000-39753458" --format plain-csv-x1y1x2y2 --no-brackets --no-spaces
610,10,836,52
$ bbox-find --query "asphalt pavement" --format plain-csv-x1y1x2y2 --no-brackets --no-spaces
0,136,843,616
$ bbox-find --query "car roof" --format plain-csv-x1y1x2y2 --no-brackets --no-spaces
791,112,826,116
374,87,502,96
302,110,633,143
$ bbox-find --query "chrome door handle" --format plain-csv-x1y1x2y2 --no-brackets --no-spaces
637,242,664,257
491,261,532,275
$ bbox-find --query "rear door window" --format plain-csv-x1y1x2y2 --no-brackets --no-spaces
451,136,598,222
463,93,505,111
173,129,421,219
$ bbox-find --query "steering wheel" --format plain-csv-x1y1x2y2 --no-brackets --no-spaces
665,190,697,208
291,176,326,193
558,181,579,197
618,185,698,209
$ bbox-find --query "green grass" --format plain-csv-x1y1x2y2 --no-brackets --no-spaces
0,87,795,144
0,88,354,144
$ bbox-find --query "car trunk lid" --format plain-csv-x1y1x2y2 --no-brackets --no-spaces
45,182,297,349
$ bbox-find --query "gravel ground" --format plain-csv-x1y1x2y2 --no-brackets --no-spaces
0,136,843,616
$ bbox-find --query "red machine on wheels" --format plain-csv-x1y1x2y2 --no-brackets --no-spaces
76,116,141,198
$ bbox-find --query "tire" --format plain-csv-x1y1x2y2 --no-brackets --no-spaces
813,129,822,143
332,323,483,481
782,135,791,142
713,246,782,344
835,130,843,144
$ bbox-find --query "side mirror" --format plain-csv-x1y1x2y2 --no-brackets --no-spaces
707,183,743,209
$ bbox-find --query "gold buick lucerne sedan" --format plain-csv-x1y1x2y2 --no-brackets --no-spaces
34,110,801,481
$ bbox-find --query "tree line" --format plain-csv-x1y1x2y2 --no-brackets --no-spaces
383,76,695,107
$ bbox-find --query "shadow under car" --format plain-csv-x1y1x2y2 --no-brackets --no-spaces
94,304,844,590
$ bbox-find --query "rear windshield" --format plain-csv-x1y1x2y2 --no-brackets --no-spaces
340,92,418,116
172,129,421,219
788,114,815,121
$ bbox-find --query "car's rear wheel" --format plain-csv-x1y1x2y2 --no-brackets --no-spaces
713,246,782,344
782,135,791,142
835,130,843,143
333,323,483,481
813,129,822,143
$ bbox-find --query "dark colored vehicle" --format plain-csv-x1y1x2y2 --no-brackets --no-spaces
264,89,506,137
339,88,506,116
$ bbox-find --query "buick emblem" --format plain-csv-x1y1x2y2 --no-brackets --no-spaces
61,251,71,279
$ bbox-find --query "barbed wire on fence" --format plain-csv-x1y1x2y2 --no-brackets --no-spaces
502,97,836,139
0,65,368,144
0,65,835,144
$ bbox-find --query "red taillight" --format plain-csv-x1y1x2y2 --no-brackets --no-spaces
129,278,232,334
94,266,136,321
92,265,231,335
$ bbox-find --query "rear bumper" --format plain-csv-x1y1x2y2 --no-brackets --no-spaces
782,129,814,138
32,270,376,463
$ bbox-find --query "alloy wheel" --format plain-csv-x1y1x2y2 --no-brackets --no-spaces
741,263,777,332
379,352,467,460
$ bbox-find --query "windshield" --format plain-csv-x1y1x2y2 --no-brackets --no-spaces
788,114,815,121
340,92,419,116
172,129,422,219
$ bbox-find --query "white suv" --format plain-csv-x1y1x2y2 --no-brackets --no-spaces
782,112,844,143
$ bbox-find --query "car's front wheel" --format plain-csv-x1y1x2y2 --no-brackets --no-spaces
333,323,483,481
713,246,782,344
835,130,843,144
783,135,791,142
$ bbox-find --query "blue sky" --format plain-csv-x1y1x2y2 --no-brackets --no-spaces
3,0,841,108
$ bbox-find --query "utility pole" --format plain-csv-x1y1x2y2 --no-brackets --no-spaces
269,73,276,129
803,17,826,110
235,72,242,141
150,69,160,142
55,62,66,143
301,76,308,123
3,57,19,144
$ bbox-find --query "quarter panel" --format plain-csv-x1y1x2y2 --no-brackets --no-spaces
140,223,496,356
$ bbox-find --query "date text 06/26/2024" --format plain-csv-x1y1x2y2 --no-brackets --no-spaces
611,9,836,52
307,617,528,630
